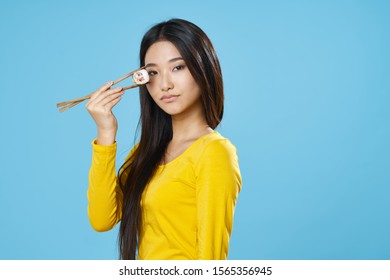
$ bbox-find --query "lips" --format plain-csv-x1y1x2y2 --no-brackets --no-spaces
161,94,179,102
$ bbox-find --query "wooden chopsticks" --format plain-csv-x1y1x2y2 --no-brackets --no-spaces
56,66,146,112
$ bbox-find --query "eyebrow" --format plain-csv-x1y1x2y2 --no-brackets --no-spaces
145,57,184,68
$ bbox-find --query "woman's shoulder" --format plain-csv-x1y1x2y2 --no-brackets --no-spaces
199,130,237,147
190,131,241,179
192,131,238,161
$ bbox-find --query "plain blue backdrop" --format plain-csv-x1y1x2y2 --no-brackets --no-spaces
0,0,389,259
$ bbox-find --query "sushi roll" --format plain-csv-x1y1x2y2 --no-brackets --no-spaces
132,69,149,85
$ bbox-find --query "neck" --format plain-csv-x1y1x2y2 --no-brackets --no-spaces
170,108,213,142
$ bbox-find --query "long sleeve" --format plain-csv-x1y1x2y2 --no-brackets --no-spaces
87,139,122,232
195,139,242,259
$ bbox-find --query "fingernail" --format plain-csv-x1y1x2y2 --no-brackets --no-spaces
108,81,113,85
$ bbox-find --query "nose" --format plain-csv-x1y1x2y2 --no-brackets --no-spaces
160,70,174,92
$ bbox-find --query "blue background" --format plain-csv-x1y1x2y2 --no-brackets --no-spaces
0,0,389,259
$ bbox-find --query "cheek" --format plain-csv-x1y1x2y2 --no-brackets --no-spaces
189,82,202,98
183,73,201,94
146,83,157,97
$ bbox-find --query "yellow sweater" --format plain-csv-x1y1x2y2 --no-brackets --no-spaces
87,131,242,259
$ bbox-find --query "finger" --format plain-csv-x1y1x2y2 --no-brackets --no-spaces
89,86,123,105
104,94,123,111
101,90,125,107
90,81,114,100
93,86,123,105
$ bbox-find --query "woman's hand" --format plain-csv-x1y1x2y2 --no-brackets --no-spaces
86,81,125,145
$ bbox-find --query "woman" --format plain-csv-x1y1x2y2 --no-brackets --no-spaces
86,18,242,260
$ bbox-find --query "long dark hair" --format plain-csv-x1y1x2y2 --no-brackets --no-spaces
117,18,224,260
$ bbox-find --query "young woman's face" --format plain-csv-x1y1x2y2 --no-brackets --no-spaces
144,40,203,118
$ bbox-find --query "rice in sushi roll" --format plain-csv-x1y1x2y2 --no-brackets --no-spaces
132,69,149,85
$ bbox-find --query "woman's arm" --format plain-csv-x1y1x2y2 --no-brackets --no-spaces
195,139,242,259
85,81,126,231
87,140,122,232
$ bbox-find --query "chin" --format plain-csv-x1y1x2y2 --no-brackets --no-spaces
158,104,184,116
163,109,184,116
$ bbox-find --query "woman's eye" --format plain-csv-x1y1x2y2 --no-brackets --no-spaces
148,70,157,76
173,65,185,71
